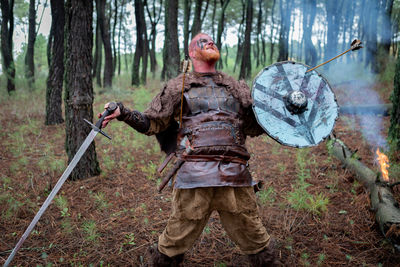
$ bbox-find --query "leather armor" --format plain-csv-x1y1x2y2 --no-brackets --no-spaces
175,76,253,188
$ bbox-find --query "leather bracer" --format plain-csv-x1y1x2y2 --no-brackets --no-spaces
116,102,150,133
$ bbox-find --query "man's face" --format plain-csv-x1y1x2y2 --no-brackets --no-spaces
190,34,220,64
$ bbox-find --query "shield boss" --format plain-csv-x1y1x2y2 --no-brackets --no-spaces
252,61,338,148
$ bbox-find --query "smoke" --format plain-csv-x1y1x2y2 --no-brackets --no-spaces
319,60,388,150
299,0,393,150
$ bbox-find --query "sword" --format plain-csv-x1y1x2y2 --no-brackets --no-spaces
3,102,117,267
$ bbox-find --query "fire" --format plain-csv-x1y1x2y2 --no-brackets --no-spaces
376,148,390,182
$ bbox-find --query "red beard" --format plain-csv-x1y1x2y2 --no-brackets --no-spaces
196,46,220,64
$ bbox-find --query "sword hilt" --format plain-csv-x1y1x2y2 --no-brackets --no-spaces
84,102,117,140
96,102,117,129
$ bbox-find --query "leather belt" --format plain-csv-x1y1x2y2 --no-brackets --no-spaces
181,154,248,165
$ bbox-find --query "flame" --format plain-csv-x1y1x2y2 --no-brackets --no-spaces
376,148,390,181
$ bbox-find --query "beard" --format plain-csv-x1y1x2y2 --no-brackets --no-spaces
196,46,220,64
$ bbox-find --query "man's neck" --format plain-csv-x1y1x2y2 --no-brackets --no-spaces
192,60,217,73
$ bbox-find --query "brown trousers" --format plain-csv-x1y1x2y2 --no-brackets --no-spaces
158,186,270,257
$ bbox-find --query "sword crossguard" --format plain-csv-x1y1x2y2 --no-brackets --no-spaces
84,119,112,140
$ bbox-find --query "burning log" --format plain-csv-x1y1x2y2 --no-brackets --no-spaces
339,104,392,116
327,136,400,250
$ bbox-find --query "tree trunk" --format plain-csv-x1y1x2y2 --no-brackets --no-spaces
379,0,394,55
239,0,253,80
277,0,291,62
145,0,161,76
96,0,113,88
183,0,191,56
131,0,147,85
25,0,36,89
269,0,276,63
117,0,125,75
215,0,230,69
94,18,102,87
45,0,65,125
161,0,179,80
328,137,400,247
112,0,118,73
389,48,400,156
255,0,262,67
123,28,129,72
211,0,216,40
0,0,15,93
191,0,203,37
364,0,379,73
377,0,394,73
233,0,245,73
64,0,100,180
47,14,54,68
302,0,317,67
324,0,344,70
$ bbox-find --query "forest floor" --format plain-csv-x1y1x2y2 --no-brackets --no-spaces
0,78,400,266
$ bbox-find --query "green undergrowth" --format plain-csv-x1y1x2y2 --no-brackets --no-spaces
257,186,276,206
286,148,329,216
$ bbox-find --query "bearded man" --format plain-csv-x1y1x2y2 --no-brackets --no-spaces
100,33,278,266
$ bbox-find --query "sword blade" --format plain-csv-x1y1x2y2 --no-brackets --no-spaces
4,129,98,267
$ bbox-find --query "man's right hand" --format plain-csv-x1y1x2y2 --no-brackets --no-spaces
97,102,121,128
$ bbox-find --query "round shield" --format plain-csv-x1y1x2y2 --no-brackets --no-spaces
252,61,338,148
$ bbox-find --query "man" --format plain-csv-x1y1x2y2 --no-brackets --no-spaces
100,33,278,266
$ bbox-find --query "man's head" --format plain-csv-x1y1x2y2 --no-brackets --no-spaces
189,33,220,65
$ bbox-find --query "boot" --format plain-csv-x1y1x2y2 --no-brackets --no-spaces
247,241,280,267
148,246,184,267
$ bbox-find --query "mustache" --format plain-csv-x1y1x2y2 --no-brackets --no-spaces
204,45,218,51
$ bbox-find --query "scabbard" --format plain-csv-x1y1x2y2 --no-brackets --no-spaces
157,152,176,173
158,159,185,192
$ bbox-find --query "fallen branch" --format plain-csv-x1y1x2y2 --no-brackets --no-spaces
327,136,400,250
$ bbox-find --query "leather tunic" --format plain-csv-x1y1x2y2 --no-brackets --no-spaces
175,76,253,188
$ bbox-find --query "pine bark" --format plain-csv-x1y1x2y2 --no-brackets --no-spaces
233,0,245,73
364,0,378,73
25,0,36,89
215,0,230,69
0,0,15,93
277,0,291,61
64,0,100,180
94,19,102,87
161,0,179,80
324,0,344,69
145,0,162,75
112,0,118,73
191,0,203,37
302,0,317,67
255,0,262,67
381,0,394,55
96,0,113,88
131,0,148,85
211,0,216,40
239,0,253,80
117,0,125,75
45,0,65,125
269,0,276,63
